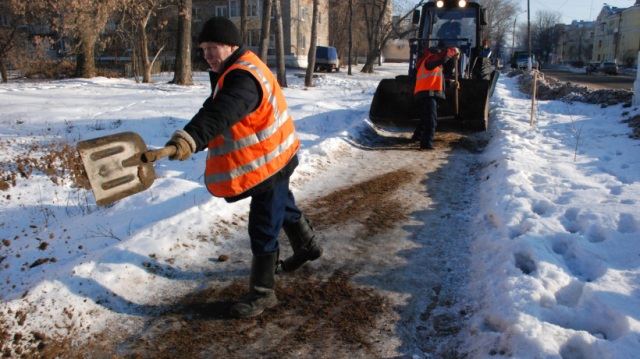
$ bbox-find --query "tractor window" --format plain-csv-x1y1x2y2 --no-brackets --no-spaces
423,7,477,48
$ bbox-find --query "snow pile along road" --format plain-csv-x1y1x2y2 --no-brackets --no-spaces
465,74,640,358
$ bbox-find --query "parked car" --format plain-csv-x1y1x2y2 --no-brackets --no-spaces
314,46,340,72
600,61,618,75
586,62,600,74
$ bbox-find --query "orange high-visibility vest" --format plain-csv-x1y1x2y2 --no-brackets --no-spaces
414,62,443,94
204,51,300,198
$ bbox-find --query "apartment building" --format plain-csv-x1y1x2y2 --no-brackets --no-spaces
591,1,640,66
557,20,595,65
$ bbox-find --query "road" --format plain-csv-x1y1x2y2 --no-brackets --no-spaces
541,68,636,90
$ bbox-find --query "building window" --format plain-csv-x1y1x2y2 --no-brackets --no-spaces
1,14,10,27
230,0,239,17
317,37,321,46
318,12,321,24
60,38,70,53
215,6,228,17
301,7,306,21
247,29,261,46
248,0,259,17
193,6,201,22
302,36,306,49
269,34,275,48
229,0,258,18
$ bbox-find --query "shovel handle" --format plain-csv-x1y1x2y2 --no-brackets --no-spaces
454,57,459,116
142,146,177,163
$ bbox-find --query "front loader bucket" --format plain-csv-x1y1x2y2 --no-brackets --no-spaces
441,70,500,131
369,76,421,128
369,70,499,131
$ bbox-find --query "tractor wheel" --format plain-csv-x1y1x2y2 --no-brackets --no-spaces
473,58,492,80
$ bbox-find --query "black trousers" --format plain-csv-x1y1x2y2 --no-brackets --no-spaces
420,97,438,149
248,177,302,256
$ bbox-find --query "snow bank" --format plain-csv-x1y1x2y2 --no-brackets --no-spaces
465,74,640,358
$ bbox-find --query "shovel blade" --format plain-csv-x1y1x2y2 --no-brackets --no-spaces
77,132,156,206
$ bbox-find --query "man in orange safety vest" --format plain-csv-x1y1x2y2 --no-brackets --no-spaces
413,45,460,149
165,17,323,318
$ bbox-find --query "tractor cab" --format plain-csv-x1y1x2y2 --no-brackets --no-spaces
410,0,489,80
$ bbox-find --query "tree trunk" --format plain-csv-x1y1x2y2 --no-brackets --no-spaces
361,55,376,73
76,33,98,78
0,59,7,83
133,45,140,83
140,10,153,83
240,0,248,44
360,0,390,74
274,0,287,87
348,0,353,75
139,27,152,82
304,0,319,87
258,0,272,62
172,0,193,85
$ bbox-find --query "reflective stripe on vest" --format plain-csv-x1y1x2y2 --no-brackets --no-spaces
414,63,443,94
204,51,300,198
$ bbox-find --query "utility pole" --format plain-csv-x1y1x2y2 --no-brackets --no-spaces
614,11,622,63
527,0,532,71
512,11,526,65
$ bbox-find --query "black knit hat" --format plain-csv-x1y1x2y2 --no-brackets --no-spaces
198,17,243,46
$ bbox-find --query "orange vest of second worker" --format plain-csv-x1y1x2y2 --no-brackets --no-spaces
414,62,444,95
204,51,300,198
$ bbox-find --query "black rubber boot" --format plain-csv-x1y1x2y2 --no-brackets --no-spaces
411,128,422,142
281,215,323,272
229,252,278,318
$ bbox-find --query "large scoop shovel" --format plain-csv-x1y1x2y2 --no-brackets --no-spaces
76,132,176,206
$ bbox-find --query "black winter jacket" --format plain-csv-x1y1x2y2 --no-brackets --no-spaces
183,46,298,203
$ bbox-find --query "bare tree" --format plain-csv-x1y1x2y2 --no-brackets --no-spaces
478,0,519,55
360,0,392,73
304,0,319,87
171,0,193,85
329,0,367,71
514,10,561,64
120,0,169,83
360,0,418,73
532,10,562,64
258,0,272,62
0,0,29,82
49,0,120,78
273,0,286,87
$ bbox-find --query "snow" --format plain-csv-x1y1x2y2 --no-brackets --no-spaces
1,64,640,358
468,75,640,358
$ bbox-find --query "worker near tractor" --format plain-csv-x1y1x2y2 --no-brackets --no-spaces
437,19,462,46
413,44,460,150
164,17,323,318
